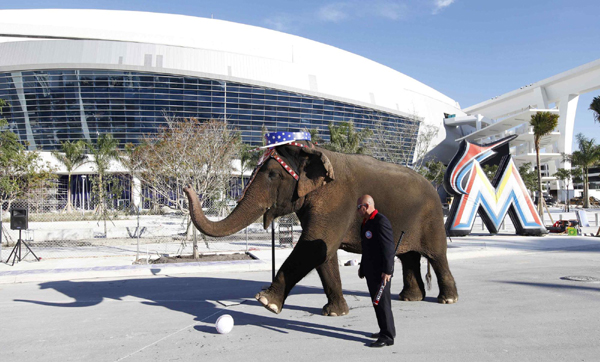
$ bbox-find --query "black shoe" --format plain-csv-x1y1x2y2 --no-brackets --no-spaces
369,338,394,348
370,333,379,338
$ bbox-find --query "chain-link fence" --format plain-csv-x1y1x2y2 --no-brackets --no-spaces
5,189,598,265
1,197,302,263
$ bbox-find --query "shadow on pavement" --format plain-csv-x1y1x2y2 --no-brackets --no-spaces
499,280,600,293
14,276,374,344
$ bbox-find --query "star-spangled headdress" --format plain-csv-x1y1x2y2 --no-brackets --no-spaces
259,131,311,149
238,131,313,202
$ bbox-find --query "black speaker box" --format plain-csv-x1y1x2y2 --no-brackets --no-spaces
10,207,28,230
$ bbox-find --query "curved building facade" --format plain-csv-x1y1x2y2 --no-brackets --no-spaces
0,9,463,162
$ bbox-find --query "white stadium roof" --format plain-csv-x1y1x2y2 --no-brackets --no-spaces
0,9,461,121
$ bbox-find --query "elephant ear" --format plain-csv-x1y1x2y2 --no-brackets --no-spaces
296,147,335,198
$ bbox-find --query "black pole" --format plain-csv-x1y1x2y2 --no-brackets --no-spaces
271,219,275,283
18,230,22,261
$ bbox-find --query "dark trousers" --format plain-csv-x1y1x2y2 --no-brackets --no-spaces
366,275,396,341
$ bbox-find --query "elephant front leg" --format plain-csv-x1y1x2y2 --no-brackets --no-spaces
255,273,287,314
316,252,349,316
255,238,328,314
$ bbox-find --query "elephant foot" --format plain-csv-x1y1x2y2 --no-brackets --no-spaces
437,282,459,304
437,294,458,304
321,298,349,317
254,290,283,314
399,288,425,302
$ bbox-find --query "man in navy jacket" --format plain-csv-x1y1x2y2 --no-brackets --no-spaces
357,194,396,347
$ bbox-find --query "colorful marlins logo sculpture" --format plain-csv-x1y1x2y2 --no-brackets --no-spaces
443,135,547,236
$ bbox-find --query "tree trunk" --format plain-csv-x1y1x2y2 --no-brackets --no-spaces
100,174,107,236
566,182,570,212
193,226,199,259
535,143,544,222
240,168,245,191
583,167,590,208
65,173,73,213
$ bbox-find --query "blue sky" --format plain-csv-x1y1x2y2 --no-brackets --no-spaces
2,0,599,144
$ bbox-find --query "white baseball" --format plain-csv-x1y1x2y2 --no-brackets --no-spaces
215,314,234,334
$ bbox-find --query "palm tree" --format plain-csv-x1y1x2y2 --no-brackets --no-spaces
590,95,600,124
239,143,260,191
530,111,559,219
86,134,120,235
52,140,88,212
553,167,581,212
306,127,325,145
325,120,372,154
569,134,600,208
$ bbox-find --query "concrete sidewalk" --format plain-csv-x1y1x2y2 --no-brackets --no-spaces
1,233,599,361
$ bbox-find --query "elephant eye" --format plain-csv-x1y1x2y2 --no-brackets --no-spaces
268,168,285,180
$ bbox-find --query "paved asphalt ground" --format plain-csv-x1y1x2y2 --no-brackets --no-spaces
1,234,600,362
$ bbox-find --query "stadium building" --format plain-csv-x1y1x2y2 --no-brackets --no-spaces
0,9,463,155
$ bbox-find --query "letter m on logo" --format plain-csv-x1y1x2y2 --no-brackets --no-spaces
443,136,547,236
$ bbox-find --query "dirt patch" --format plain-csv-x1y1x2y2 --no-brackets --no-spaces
149,253,255,264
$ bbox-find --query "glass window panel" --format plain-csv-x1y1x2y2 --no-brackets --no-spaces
0,70,417,152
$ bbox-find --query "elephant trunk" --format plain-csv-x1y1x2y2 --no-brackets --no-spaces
184,186,266,237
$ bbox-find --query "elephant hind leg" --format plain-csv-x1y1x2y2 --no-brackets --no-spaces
316,252,349,316
398,251,425,301
427,254,458,304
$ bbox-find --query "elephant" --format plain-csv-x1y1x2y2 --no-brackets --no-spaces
184,140,458,317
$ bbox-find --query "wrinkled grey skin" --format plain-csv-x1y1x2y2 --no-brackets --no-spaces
184,142,458,316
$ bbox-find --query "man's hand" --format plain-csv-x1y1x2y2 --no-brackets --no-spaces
358,267,364,279
381,273,391,286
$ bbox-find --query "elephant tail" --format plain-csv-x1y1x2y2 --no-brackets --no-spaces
426,260,432,290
